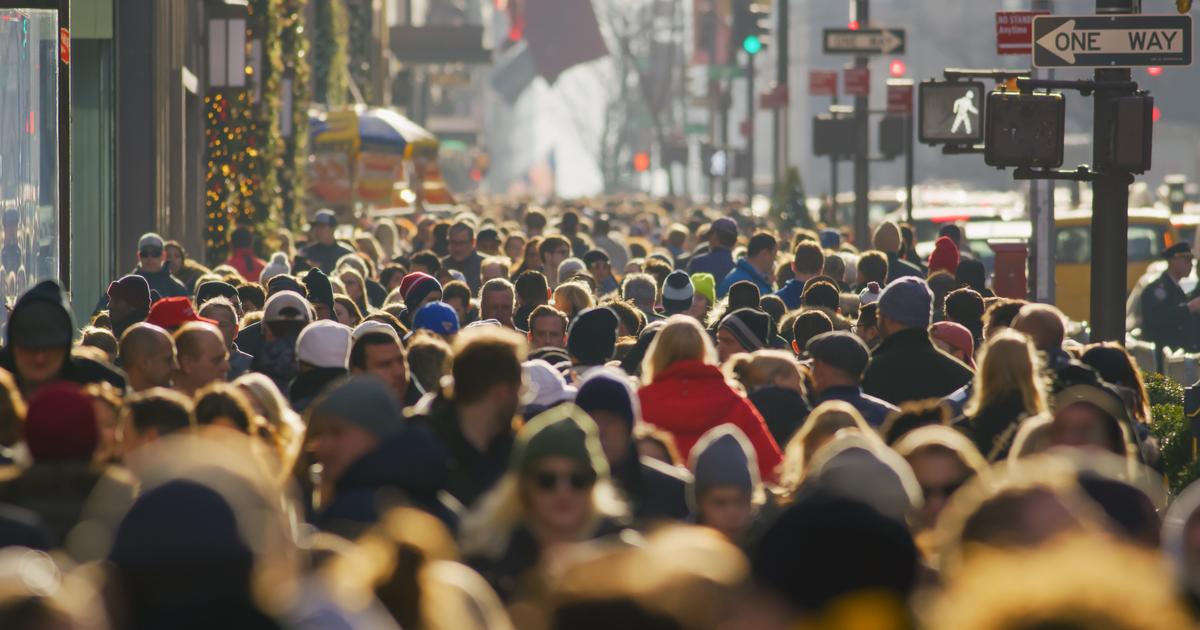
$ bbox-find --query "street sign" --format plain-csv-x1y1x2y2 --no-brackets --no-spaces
918,81,985,145
809,70,838,96
844,67,870,97
1032,15,1193,68
823,28,906,55
887,80,914,115
997,11,1048,55
759,84,790,109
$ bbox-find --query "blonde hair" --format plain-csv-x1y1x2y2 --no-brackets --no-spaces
779,400,876,492
725,349,802,390
1007,413,1054,462
553,281,594,319
893,425,989,477
964,330,1048,418
234,373,306,482
458,475,628,560
641,315,716,384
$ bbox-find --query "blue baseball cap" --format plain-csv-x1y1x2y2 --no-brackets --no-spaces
413,301,460,336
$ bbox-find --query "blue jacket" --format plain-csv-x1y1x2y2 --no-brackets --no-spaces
719,258,773,297
817,385,900,428
687,247,735,285
773,278,807,310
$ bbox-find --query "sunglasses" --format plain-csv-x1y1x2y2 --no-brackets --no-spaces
140,248,163,258
533,469,595,492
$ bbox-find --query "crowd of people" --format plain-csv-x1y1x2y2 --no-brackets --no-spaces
0,201,1195,629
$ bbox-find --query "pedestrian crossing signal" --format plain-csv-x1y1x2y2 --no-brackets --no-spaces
984,91,1065,168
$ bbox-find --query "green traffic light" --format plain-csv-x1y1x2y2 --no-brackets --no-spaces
743,35,762,55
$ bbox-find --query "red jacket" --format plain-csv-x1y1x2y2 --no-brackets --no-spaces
638,360,783,482
225,248,267,283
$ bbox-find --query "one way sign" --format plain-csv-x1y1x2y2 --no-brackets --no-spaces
1033,15,1192,68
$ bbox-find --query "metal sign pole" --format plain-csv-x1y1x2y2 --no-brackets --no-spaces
1031,0,1056,305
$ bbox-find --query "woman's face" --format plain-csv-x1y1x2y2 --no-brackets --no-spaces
553,294,573,317
523,456,595,536
93,400,120,463
334,302,356,326
506,237,526,261
340,273,364,301
166,246,184,274
416,291,442,313
1051,403,1120,453
907,448,971,531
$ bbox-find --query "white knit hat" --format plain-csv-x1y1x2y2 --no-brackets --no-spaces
296,320,352,369
259,252,291,285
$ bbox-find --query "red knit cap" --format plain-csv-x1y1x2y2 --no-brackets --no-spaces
24,382,99,461
398,272,436,300
927,236,960,275
930,321,975,369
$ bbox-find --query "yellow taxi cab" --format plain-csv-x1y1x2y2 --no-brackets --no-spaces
1055,207,1178,322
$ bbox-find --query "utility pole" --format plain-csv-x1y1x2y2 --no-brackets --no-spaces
853,0,871,248
772,0,789,192
745,51,756,197
1090,0,1135,342
1030,0,1056,306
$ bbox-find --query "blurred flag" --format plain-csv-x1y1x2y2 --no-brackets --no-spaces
523,0,608,84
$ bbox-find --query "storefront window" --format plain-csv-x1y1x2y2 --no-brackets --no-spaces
0,8,60,315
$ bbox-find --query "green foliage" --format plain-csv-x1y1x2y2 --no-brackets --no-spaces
1150,401,1200,494
1145,370,1185,407
312,0,349,107
344,0,375,103
279,0,312,228
771,167,813,230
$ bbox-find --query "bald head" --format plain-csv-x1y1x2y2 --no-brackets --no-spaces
120,323,176,392
1012,303,1066,352
173,322,230,396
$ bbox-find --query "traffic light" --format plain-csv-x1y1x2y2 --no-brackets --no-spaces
732,1,769,56
879,116,906,158
888,59,907,77
1112,95,1154,174
984,91,1065,169
813,114,855,158
632,152,651,173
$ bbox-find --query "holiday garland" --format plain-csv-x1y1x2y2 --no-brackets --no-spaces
279,0,312,230
344,0,375,103
312,0,349,108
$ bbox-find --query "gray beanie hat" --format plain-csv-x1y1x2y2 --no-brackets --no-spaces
310,375,404,439
877,276,933,329
688,425,759,511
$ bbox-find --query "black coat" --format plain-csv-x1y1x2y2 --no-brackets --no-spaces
288,367,347,413
862,328,974,406
611,452,691,523
952,392,1029,462
313,427,456,538
1140,271,1196,351
410,392,515,509
749,386,812,446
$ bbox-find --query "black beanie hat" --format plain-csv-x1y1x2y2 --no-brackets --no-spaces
720,308,771,352
304,269,334,309
661,270,695,315
802,280,840,311
567,307,619,366
727,281,761,311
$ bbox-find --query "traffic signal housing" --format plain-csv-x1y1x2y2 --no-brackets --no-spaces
879,116,906,158
984,91,1066,169
732,1,770,56
813,114,855,158
1111,95,1154,174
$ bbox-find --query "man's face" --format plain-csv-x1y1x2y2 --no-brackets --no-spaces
686,294,710,321
313,303,334,321
179,331,230,389
203,308,238,350
139,245,165,273
592,409,631,467
311,223,335,246
1051,403,1119,453
357,342,408,397
481,289,515,328
448,229,475,261
141,337,178,389
587,260,611,281
478,238,501,256
542,247,569,273
1170,252,1195,278
312,417,380,484
908,448,971,531
529,315,566,349
12,346,66,391
752,246,779,273
715,328,747,363
482,262,506,283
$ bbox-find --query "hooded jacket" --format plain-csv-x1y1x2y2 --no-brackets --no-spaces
225,248,267,284
749,385,812,445
137,265,189,298
0,281,126,394
610,448,691,523
638,360,783,482
289,367,349,413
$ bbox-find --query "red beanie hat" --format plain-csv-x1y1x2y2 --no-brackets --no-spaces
24,382,98,461
928,236,960,275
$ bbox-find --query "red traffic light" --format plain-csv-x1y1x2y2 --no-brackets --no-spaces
633,152,651,173
1147,66,1164,77
888,59,906,77
848,20,860,31
1153,106,1162,122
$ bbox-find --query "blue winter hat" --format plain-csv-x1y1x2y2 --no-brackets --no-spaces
688,425,758,511
819,228,841,250
877,276,933,329
575,368,640,429
413,301,460,336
